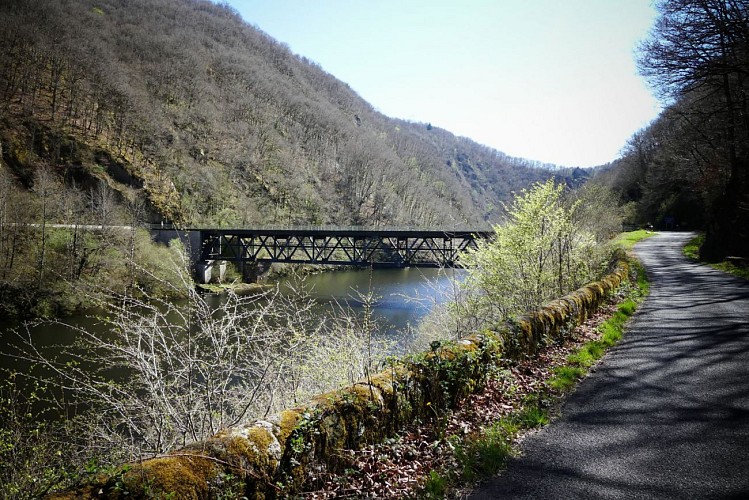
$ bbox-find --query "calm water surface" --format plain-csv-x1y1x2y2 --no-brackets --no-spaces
274,267,462,333
0,268,464,372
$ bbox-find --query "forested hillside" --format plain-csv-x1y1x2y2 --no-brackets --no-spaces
595,0,749,260
0,0,578,231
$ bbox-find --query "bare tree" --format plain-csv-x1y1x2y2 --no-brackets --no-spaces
32,167,61,287
639,0,749,258
88,180,117,228
8,257,391,460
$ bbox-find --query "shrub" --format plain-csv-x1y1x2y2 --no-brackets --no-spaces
459,180,614,329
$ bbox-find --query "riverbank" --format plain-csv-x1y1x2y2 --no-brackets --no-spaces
196,281,269,295
298,259,648,497
50,252,634,498
0,227,188,320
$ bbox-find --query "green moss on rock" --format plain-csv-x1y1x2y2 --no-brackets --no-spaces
121,456,219,499
55,260,632,499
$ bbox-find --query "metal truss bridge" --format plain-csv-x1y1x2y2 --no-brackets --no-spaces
193,226,493,269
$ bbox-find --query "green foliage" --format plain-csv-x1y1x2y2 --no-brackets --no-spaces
0,223,187,318
0,160,188,318
630,260,650,297
705,260,749,280
617,299,637,316
683,234,749,280
460,180,612,326
566,341,605,368
683,234,704,261
549,366,587,391
453,423,514,483
599,321,622,346
213,472,246,500
451,401,548,486
423,470,448,498
0,373,95,498
613,229,656,251
515,404,550,428
570,182,626,243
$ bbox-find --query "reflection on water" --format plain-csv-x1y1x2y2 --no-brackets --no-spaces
0,267,466,434
1,268,465,373
0,315,97,374
277,267,462,336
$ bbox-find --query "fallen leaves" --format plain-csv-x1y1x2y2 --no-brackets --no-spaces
296,302,620,498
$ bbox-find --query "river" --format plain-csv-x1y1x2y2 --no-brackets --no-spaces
0,267,464,373
274,266,462,333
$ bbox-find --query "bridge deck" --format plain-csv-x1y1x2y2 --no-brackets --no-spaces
189,226,490,237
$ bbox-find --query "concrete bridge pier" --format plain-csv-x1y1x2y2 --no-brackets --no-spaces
240,260,272,282
151,228,222,284
196,260,227,284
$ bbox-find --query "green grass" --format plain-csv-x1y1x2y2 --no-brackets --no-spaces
709,261,749,280
617,299,637,316
514,404,550,428
453,419,519,482
423,470,448,498
683,234,749,280
549,366,587,391
566,341,605,367
613,229,656,251
549,266,648,395
623,258,650,298
423,255,651,497
683,234,704,261
447,401,551,489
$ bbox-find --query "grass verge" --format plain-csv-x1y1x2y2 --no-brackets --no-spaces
430,258,650,497
683,234,749,280
612,229,656,251
301,254,651,498
547,285,643,395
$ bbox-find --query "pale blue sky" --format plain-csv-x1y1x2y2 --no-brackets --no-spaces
224,0,662,168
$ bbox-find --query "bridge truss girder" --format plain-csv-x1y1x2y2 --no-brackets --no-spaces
198,229,489,268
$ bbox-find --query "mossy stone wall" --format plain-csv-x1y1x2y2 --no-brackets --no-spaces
50,261,629,499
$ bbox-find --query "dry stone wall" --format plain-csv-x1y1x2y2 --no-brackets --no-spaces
51,260,630,499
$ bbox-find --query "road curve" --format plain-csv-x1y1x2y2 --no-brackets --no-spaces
469,232,749,499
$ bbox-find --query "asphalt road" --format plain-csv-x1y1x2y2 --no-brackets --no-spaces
469,232,749,499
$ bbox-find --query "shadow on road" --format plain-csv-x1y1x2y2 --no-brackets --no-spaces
470,232,749,499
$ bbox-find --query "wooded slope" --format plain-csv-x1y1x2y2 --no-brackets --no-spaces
0,0,582,228
594,0,749,259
